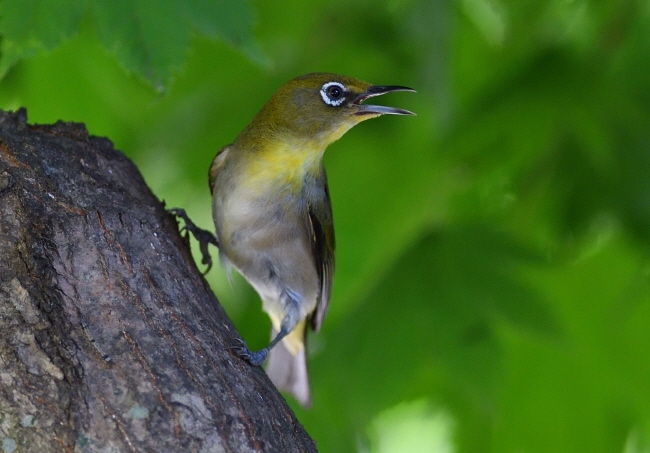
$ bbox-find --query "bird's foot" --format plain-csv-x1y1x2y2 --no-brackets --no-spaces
231,339,269,366
169,207,219,274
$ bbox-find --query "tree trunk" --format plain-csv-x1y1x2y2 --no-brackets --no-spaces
0,109,317,452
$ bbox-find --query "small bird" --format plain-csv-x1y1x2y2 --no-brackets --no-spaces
209,73,414,407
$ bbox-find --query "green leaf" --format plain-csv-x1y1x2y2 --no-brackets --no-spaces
0,0,259,88
89,0,260,89
0,0,85,78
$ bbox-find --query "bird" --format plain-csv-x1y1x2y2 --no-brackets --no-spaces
208,73,414,407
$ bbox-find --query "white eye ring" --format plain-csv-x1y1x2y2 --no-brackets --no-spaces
320,82,346,107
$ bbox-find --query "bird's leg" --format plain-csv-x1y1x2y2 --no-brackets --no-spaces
233,311,296,366
168,208,219,274
233,325,289,366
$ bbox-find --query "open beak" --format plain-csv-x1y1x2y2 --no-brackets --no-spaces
353,85,416,116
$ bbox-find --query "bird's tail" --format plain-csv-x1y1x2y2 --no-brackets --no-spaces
265,321,311,408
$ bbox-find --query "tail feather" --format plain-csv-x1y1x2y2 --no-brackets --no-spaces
265,326,311,408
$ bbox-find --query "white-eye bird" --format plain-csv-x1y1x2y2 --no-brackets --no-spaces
209,73,414,407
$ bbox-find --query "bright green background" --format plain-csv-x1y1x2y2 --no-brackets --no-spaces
2,1,650,452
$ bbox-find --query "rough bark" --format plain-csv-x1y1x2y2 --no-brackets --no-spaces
0,109,317,452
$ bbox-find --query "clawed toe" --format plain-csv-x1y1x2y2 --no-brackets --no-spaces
230,339,268,366
169,207,218,274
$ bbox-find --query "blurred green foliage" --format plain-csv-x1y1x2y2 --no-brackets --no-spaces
0,0,260,85
1,0,649,452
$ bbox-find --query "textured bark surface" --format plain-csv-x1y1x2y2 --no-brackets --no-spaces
0,109,317,452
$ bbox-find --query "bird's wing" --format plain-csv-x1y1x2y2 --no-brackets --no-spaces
308,181,335,333
208,145,232,194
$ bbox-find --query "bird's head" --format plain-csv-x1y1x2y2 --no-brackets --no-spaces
238,73,415,150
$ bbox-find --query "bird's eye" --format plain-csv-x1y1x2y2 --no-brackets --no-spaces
327,86,342,99
320,82,347,107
